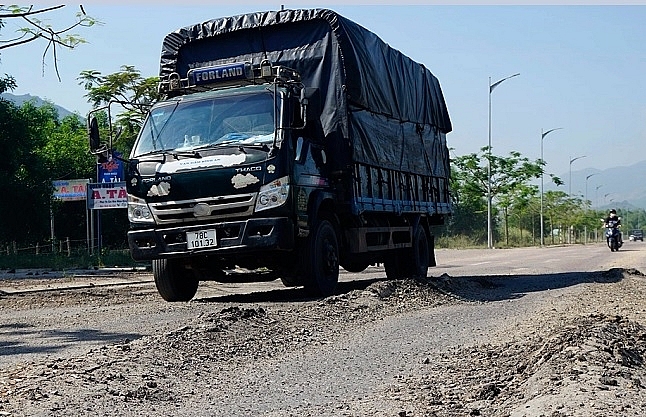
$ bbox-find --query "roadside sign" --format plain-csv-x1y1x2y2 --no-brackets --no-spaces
98,152,124,183
87,181,128,209
53,179,89,201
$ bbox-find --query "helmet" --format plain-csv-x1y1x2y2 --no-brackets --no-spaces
609,209,617,214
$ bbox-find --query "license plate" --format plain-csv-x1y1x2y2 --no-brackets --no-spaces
186,229,217,250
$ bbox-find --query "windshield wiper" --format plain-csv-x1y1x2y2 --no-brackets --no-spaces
239,143,271,152
194,140,240,149
136,149,202,160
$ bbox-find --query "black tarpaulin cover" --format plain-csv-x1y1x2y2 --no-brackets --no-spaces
160,8,452,178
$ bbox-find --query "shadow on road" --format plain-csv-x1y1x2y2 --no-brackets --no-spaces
430,268,629,303
0,322,141,357
195,268,634,306
196,277,388,304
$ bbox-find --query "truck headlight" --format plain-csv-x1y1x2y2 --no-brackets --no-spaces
255,176,289,212
128,195,155,224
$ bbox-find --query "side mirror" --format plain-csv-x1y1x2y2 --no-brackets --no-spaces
88,116,102,153
297,87,321,133
87,116,110,163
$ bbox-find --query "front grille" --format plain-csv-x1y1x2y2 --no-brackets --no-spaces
149,193,256,225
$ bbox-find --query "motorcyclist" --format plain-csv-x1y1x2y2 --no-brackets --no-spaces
603,209,623,245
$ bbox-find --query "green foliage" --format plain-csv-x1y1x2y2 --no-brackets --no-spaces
0,249,145,270
0,5,99,80
450,147,544,245
611,208,646,232
0,74,16,94
39,113,95,180
0,99,52,243
78,65,160,156
446,146,603,247
0,97,99,246
435,234,485,249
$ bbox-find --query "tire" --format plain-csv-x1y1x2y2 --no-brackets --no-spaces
409,226,430,278
611,236,618,252
384,226,430,280
153,258,199,302
302,219,339,297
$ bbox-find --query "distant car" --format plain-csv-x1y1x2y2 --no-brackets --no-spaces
629,229,643,242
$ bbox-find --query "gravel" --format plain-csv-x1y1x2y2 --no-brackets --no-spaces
0,266,645,416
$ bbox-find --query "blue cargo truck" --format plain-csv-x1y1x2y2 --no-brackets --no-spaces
89,8,452,301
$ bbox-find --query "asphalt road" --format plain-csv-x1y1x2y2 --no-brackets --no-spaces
1,242,645,368
2,242,646,416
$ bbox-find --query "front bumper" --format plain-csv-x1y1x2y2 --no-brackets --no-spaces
128,217,294,261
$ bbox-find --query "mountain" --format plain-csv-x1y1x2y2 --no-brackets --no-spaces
548,160,646,210
0,92,76,119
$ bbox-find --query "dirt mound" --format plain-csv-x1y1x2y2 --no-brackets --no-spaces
395,313,646,416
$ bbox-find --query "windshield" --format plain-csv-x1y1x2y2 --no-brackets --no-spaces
133,90,276,157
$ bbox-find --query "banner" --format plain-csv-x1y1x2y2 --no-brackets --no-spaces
87,181,128,209
98,152,124,183
53,179,89,201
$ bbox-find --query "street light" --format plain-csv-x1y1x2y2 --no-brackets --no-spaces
596,184,603,208
487,72,520,249
585,173,598,204
569,155,586,197
539,127,563,247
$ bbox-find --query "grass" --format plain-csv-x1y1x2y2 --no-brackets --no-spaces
435,234,487,249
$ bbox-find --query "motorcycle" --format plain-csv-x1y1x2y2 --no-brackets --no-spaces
602,217,623,252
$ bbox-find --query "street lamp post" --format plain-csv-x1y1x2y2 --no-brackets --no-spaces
585,173,598,204
604,193,611,206
567,155,586,244
539,127,563,246
596,184,603,208
487,73,520,249
569,155,586,197
583,173,598,245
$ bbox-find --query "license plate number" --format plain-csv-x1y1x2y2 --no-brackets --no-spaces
187,229,217,249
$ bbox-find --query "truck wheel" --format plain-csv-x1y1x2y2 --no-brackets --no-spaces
153,258,199,302
384,227,429,280
409,226,430,278
303,219,339,297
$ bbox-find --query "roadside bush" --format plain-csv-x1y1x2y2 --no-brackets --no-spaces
0,248,146,270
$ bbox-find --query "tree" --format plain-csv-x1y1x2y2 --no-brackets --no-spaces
0,74,16,94
0,5,98,80
446,162,488,242
0,99,52,243
78,65,160,156
0,96,103,246
499,184,538,246
39,113,95,180
451,147,545,245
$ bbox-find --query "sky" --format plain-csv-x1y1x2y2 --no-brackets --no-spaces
1,1,645,177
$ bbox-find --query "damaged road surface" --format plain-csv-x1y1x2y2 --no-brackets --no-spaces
1,244,646,416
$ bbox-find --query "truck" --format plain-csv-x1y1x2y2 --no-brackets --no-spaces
88,8,453,301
